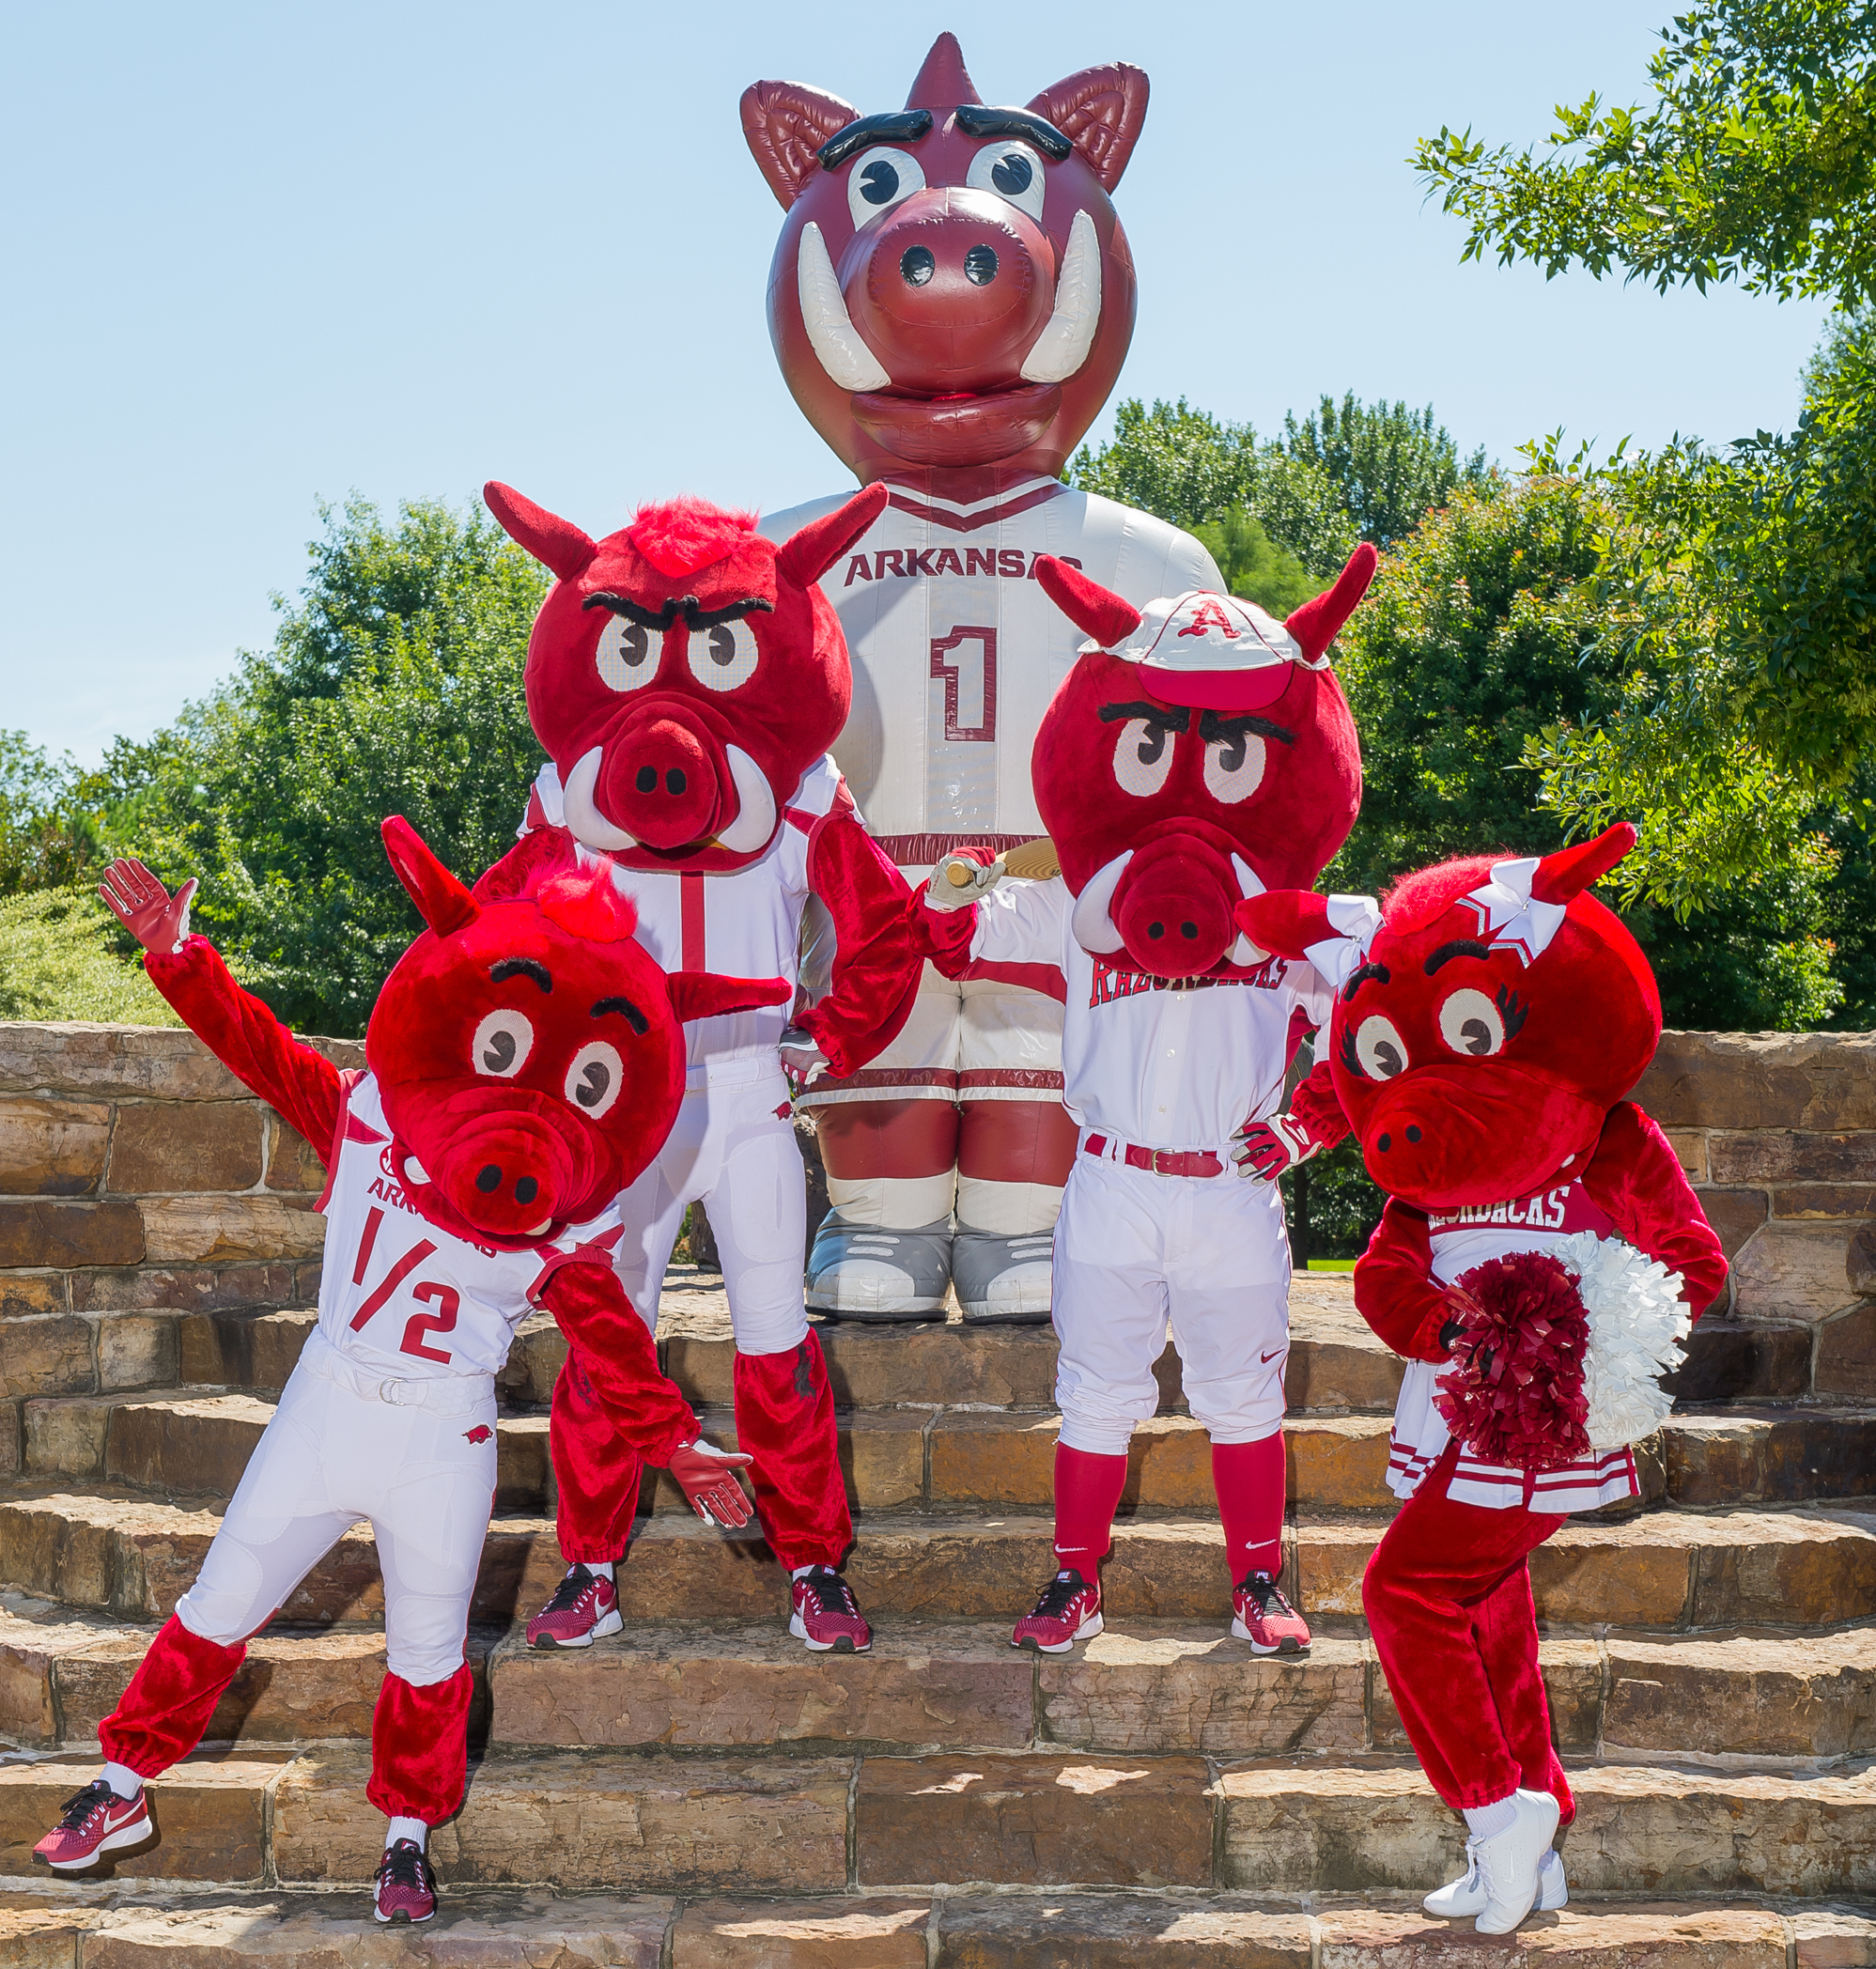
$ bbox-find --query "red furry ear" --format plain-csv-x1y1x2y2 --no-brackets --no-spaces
775,484,891,589
1532,824,1637,905
535,870,638,943
1034,556,1143,649
739,79,858,209
1233,891,1334,963
1285,544,1378,664
382,816,479,938
1026,62,1150,193
668,970,793,1024
483,483,597,581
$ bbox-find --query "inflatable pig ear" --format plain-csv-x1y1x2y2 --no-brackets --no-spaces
740,80,859,209
1026,61,1151,194
667,971,794,1024
482,482,598,581
382,816,480,938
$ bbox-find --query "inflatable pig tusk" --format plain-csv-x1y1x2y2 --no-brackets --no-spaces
1020,209,1103,385
798,222,892,394
714,746,780,855
1070,849,1131,955
561,748,639,854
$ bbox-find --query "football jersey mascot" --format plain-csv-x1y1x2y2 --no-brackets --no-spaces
746,34,1225,1324
917,549,1375,1655
36,828,791,1922
1237,826,1726,1933
484,482,922,1655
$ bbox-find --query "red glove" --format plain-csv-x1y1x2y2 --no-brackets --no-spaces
1232,1109,1330,1181
99,858,197,956
667,1437,755,1528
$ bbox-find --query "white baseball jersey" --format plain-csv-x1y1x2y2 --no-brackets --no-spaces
315,1072,625,1381
967,876,1332,1152
761,479,1222,861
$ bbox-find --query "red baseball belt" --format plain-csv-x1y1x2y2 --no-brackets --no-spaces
1082,1133,1225,1180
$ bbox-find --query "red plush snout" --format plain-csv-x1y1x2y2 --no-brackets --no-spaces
1360,1067,1607,1210
395,1086,613,1243
593,707,730,850
1111,836,1240,977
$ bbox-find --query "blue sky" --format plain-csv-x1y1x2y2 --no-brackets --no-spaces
2,1,1831,766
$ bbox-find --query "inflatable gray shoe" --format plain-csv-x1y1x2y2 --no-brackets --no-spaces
953,1225,1054,1325
806,1215,952,1321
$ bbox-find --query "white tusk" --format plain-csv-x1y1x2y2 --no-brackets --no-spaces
562,747,638,854
798,222,891,393
1020,209,1103,385
715,746,780,855
1229,854,1268,968
1070,850,1131,954
403,1155,429,1186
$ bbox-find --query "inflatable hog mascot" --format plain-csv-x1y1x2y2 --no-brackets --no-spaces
917,549,1375,1656
746,34,1224,1325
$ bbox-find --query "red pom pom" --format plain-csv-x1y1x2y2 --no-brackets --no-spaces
1434,1250,1590,1468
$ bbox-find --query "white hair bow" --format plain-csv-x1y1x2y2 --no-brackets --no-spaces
1304,893,1384,989
1464,858,1567,963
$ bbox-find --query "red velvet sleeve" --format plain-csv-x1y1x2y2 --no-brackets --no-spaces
539,1262,699,1465
143,936,345,1160
1287,1056,1353,1151
1581,1101,1729,1320
798,806,923,1078
1352,1200,1451,1362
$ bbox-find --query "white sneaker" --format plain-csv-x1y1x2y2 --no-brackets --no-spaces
1425,1841,1567,1917
1472,1789,1563,1933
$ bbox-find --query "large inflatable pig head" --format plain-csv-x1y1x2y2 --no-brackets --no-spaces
742,33,1146,482
1031,549,1376,980
484,481,887,874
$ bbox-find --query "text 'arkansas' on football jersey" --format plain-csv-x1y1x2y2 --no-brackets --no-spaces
315,1074,625,1381
969,876,1332,1152
760,480,1222,858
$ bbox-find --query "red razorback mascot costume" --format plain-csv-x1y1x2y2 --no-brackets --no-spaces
37,830,788,1925
481,482,922,1655
1238,825,1726,1933
917,548,1374,1656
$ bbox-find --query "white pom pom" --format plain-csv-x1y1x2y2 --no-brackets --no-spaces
1547,1231,1691,1452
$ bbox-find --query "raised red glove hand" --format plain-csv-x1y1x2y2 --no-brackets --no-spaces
667,1437,756,1529
99,858,197,956
1231,1109,1328,1181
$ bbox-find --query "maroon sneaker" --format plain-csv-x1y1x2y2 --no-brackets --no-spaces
1233,1570,1311,1653
373,1837,437,1924
788,1567,872,1652
526,1563,623,1649
33,1778,153,1871
1010,1569,1103,1653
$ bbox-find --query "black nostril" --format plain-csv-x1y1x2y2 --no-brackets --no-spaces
964,243,999,285
665,768,686,796
475,1164,502,1193
1180,922,1199,939
1376,1134,1391,1154
901,245,935,287
1405,1125,1422,1144
1147,922,1165,939
635,767,657,794
514,1176,539,1205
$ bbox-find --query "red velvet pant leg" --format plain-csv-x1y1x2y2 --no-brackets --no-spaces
733,1329,850,1571
1362,1442,1574,1824
365,1664,474,1824
550,1344,644,1566
98,1617,247,1779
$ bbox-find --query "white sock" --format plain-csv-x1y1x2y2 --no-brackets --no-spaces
583,1559,615,1583
385,1815,426,1851
101,1760,144,1801
1463,1796,1519,1840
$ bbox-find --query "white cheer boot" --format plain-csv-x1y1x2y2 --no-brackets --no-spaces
1425,1841,1566,1918
1469,1788,1563,1933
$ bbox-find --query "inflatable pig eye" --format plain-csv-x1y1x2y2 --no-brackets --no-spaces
688,618,759,692
1438,988,1507,1058
1112,718,1177,798
473,1009,534,1078
1202,732,1266,805
564,1041,625,1119
846,147,926,231
1354,1015,1410,1079
596,616,659,692
965,141,1047,224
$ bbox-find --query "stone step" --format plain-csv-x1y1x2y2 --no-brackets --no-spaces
7,1886,1866,1969
7,1746,1876,1898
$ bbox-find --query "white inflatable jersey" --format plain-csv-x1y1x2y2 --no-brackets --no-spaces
760,479,1223,862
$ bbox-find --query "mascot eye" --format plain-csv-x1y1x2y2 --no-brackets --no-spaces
846,146,926,231
472,1009,534,1078
564,1041,625,1119
596,616,658,692
1438,987,1507,1058
964,140,1047,223
1202,732,1266,805
687,618,759,692
1113,718,1176,798
1354,1015,1409,1079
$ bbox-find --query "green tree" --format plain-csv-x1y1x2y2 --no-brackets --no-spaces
1189,510,1319,616
0,732,96,895
1283,393,1492,546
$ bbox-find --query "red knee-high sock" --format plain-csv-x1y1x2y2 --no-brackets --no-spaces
1052,1443,1128,1572
733,1330,851,1571
550,1342,646,1565
365,1665,474,1825
1212,1433,1286,1581
99,1615,247,1780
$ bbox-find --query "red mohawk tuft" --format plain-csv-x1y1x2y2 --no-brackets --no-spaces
534,867,638,943
628,496,762,580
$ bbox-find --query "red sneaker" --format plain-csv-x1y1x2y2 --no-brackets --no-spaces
33,1778,153,1871
1010,1569,1104,1653
526,1563,622,1649
788,1567,872,1652
373,1837,438,1924
1233,1570,1311,1653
